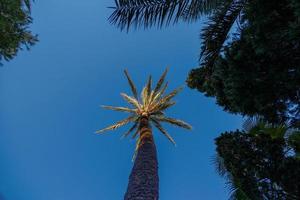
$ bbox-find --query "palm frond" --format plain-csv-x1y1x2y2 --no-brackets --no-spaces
153,116,192,129
153,68,168,95
131,127,140,139
132,136,141,161
122,121,139,138
242,116,262,132
151,81,169,103
152,101,176,115
199,0,245,70
96,115,137,133
159,86,183,104
146,75,152,98
109,0,222,31
149,86,182,112
212,154,227,177
101,105,136,113
142,75,152,106
213,155,251,200
141,86,148,106
23,0,31,11
124,70,138,100
121,92,141,109
181,0,222,22
151,118,176,145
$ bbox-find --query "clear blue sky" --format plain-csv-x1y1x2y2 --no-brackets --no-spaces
0,1,243,199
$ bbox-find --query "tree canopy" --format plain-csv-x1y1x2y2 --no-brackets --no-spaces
215,120,300,199
187,0,300,125
0,0,37,65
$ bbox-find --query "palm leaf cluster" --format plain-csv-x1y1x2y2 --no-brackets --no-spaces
108,0,248,75
109,0,222,30
198,0,246,70
96,68,192,146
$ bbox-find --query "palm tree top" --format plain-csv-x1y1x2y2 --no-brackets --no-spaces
96,68,192,146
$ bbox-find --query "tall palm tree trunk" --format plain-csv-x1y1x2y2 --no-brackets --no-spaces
124,116,159,200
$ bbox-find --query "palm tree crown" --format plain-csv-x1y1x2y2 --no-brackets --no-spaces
96,68,192,147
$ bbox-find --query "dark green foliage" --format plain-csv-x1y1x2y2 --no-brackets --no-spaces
198,0,245,70
109,0,222,31
0,0,38,65
215,123,300,199
188,0,300,124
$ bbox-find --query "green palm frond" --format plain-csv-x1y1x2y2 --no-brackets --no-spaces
96,115,137,133
101,105,136,113
121,92,141,109
151,118,176,145
23,0,31,11
153,116,192,130
124,69,138,99
199,0,245,70
109,0,222,31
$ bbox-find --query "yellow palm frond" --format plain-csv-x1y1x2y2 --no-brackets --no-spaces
141,86,148,107
146,75,152,100
152,101,176,113
124,69,138,99
153,67,168,95
121,93,141,110
153,116,192,130
96,115,137,134
132,137,141,161
150,87,182,113
151,118,176,145
160,86,183,103
150,82,168,104
101,105,136,113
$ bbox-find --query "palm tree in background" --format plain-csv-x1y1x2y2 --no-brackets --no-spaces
108,0,246,70
96,69,192,200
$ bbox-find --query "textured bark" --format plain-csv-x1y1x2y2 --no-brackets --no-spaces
124,117,159,200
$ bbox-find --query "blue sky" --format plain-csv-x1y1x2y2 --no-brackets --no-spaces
0,1,243,199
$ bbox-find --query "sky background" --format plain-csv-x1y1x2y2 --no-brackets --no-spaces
0,1,243,199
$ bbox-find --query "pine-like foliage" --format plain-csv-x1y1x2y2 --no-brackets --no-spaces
214,119,300,199
188,0,300,125
0,0,38,65
96,68,191,149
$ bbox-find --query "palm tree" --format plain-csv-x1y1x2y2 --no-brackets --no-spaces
96,69,192,200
